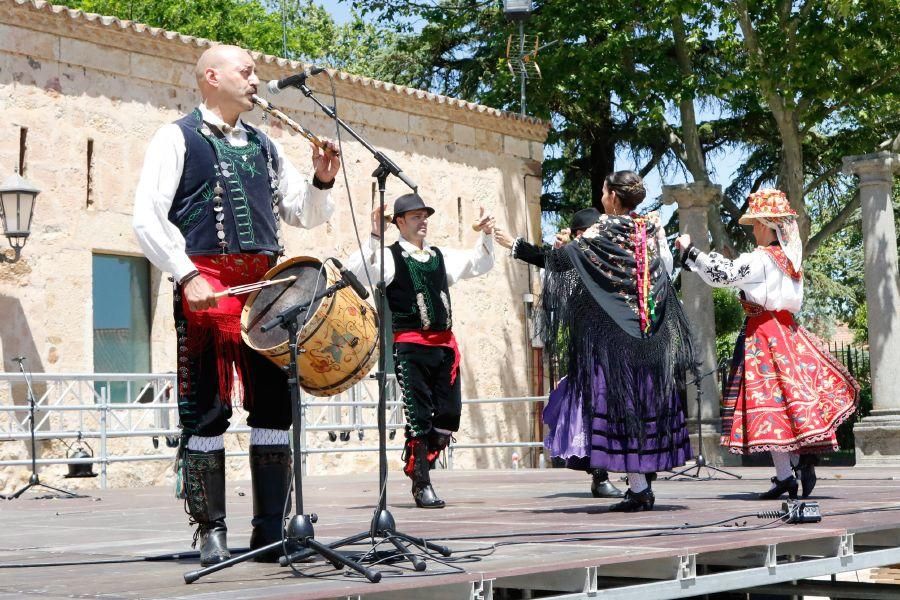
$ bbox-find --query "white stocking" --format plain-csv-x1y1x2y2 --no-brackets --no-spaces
627,473,648,493
771,451,793,480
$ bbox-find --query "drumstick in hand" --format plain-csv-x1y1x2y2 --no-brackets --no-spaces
213,275,297,299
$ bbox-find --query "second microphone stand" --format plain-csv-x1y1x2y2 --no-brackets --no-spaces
280,80,451,571
665,359,741,481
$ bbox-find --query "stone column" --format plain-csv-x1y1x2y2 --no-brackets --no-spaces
662,182,728,464
842,152,900,465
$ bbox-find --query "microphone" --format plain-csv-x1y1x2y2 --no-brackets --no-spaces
330,258,370,300
266,67,326,95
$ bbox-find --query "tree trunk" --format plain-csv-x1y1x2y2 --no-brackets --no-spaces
776,113,811,241
671,11,736,255
733,0,812,244
587,103,616,212
671,13,707,184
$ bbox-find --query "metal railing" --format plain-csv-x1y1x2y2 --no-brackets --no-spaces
0,373,546,487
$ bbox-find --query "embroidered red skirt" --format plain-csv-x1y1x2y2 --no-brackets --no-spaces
721,308,859,454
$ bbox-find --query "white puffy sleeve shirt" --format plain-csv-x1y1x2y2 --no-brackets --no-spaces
132,105,334,281
684,247,803,313
346,233,495,291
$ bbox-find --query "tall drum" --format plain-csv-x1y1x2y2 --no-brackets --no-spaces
241,256,379,397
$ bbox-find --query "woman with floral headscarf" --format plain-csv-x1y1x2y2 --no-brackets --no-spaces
542,171,699,512
676,189,859,500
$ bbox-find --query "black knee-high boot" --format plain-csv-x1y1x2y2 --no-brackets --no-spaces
249,445,293,562
403,438,445,509
184,449,230,566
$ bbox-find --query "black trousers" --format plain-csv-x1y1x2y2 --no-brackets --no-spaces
393,342,462,438
175,302,292,439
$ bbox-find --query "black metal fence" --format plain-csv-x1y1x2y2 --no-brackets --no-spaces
827,341,871,383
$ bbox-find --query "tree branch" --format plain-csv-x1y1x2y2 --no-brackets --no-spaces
805,164,842,194
878,131,900,152
638,146,667,178
801,64,900,134
804,192,861,258
733,0,785,123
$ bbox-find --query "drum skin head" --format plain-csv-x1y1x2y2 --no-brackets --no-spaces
242,256,379,397
242,256,326,350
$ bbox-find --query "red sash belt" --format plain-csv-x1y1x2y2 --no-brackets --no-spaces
393,330,461,385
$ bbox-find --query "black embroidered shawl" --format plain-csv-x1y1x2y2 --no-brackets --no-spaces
541,214,700,441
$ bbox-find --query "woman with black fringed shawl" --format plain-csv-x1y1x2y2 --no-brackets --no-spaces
541,171,700,512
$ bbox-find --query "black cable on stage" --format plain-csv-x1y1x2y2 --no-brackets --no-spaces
428,511,772,542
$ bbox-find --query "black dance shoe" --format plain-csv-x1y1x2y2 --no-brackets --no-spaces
795,455,818,498
591,470,625,498
412,483,446,509
758,475,798,500
608,488,655,512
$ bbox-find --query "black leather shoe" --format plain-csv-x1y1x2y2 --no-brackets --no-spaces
409,437,446,508
199,527,230,566
796,455,818,498
591,471,624,498
412,483,446,509
758,475,798,500
609,488,655,512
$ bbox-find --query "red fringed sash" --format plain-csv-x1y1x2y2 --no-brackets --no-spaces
182,254,271,407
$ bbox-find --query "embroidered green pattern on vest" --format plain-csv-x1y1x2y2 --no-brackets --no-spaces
402,253,441,327
206,130,266,246
177,182,214,235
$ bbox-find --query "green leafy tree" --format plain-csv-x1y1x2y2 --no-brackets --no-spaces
352,0,899,341
64,0,408,80
66,0,328,58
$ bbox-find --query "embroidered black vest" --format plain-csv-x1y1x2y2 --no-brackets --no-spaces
169,109,283,256
386,242,452,332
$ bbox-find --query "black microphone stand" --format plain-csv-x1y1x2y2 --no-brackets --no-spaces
665,358,741,481
279,80,451,571
2,357,84,500
184,280,381,584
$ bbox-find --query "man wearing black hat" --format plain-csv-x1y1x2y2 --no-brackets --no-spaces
347,193,495,508
493,207,624,499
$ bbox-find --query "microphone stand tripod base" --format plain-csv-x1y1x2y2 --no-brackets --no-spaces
666,362,741,481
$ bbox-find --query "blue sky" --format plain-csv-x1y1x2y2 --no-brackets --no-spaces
316,0,353,24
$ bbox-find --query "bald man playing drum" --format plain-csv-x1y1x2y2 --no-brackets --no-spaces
133,44,339,566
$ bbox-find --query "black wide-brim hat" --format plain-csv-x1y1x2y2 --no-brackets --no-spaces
391,193,435,223
571,207,601,232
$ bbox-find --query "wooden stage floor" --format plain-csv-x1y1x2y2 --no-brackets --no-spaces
3,466,900,599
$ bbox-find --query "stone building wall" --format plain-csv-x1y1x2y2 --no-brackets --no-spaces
0,0,548,492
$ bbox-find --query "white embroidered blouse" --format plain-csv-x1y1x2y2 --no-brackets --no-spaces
684,247,803,313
